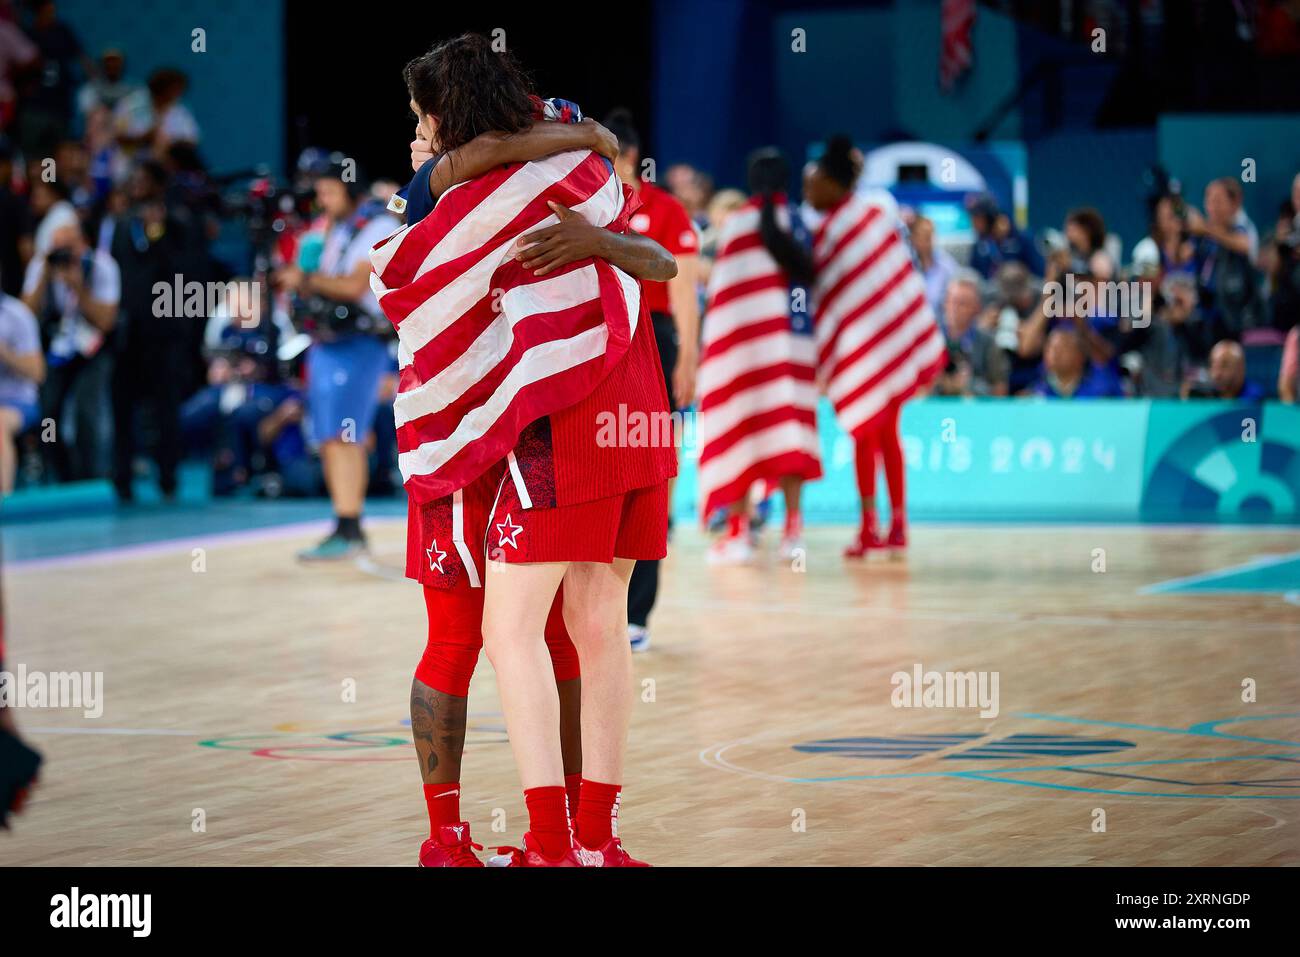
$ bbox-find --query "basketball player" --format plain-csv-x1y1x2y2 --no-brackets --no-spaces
396,37,676,867
697,148,822,564
394,52,675,866
602,109,700,652
803,136,945,557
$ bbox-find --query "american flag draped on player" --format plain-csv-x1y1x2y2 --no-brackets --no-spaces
696,197,822,520
811,193,946,440
369,150,644,504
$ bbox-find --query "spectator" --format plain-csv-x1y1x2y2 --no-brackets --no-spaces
911,215,958,319
1130,194,1195,280
1063,206,1114,277
0,135,31,296
936,269,1008,396
115,67,199,160
21,220,118,480
1185,339,1264,400
1128,272,1213,397
181,293,308,497
988,261,1043,393
666,162,713,230
0,274,44,493
16,0,88,157
1261,172,1300,334
967,192,1042,279
28,173,77,255
1279,324,1298,403
110,159,206,501
76,48,136,119
1031,327,1122,399
1018,254,1124,373
1187,177,1261,337
0,1,37,134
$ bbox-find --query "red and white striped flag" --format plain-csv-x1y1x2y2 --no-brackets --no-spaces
696,199,822,520
812,194,945,440
940,0,975,91
369,150,643,504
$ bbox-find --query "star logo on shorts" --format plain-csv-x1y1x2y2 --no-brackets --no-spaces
495,513,524,550
426,540,447,573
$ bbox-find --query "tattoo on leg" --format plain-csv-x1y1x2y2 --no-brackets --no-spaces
410,679,468,784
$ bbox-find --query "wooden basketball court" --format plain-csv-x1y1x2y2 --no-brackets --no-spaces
4,518,1298,865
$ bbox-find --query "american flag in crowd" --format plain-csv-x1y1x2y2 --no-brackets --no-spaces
812,193,946,440
369,151,643,504
940,0,976,91
696,199,822,520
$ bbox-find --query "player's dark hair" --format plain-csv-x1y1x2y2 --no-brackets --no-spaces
748,147,814,287
602,108,640,155
403,34,534,153
818,134,859,189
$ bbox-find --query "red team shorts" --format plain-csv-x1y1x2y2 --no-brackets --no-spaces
408,463,580,697
407,448,670,695
486,475,669,565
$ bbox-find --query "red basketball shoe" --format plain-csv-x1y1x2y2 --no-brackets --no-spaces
418,822,485,867
885,519,907,551
843,513,884,559
576,835,650,867
487,832,603,867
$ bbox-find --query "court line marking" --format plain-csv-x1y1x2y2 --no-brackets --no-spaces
5,516,410,573
1138,550,1300,595
701,713,1300,799
24,727,204,736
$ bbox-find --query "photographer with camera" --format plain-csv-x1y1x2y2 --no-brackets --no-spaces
109,158,206,502
1186,177,1261,338
275,156,397,561
181,300,307,498
20,220,118,482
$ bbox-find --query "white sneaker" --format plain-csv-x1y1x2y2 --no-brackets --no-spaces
628,624,651,653
778,534,805,560
707,534,755,566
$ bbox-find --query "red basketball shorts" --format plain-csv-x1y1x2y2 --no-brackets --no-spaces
485,478,670,565
409,464,580,698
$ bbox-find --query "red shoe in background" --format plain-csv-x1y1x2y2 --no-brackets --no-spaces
843,512,883,559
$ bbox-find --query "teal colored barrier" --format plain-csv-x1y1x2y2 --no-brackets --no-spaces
672,399,1300,525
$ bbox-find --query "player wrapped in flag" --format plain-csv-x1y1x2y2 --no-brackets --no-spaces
697,148,822,563
369,132,643,508
805,136,946,556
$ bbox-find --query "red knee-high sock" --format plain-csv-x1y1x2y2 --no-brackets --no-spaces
524,786,572,858
564,773,582,821
854,433,879,525
878,405,905,523
575,778,621,848
424,782,461,835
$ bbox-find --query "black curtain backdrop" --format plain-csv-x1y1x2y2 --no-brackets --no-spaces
283,3,654,185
